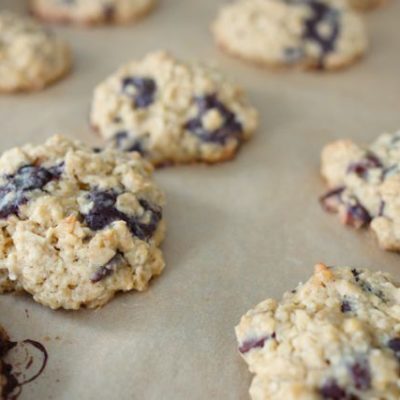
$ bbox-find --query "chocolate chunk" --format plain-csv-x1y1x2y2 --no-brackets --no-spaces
82,190,162,241
10,165,56,191
185,94,243,144
342,201,371,229
350,360,371,390
351,274,386,301
239,333,275,354
388,338,400,360
112,131,145,154
319,187,345,213
347,153,382,179
0,164,63,219
320,381,348,399
303,1,340,68
91,252,125,283
122,77,156,109
321,190,371,228
351,269,361,282
351,269,386,300
340,300,352,313
136,199,163,240
82,190,120,231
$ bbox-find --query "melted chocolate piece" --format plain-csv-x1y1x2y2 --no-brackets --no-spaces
2,361,21,400
1,338,47,400
343,201,371,229
388,338,400,361
350,360,371,391
351,270,386,301
319,187,345,213
82,190,162,241
340,300,352,313
303,1,340,68
17,340,48,386
320,380,349,399
0,163,63,219
239,333,276,354
0,338,16,358
347,154,382,179
112,131,144,154
351,269,361,282
320,188,372,229
185,94,243,144
91,252,125,283
122,77,156,109
362,281,385,301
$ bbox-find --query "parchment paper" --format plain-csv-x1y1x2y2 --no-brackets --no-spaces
0,0,400,398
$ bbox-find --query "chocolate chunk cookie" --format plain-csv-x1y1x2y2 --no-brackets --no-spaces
320,130,400,252
0,11,71,92
236,263,400,399
30,0,156,25
0,135,165,310
212,0,368,71
91,51,258,166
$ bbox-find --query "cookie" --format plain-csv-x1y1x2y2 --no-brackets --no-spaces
236,263,400,400
29,0,156,25
0,11,71,93
212,0,368,71
90,51,258,166
347,0,387,11
320,130,400,252
0,135,165,310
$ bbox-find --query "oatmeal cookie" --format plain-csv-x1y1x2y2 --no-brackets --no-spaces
90,51,258,166
236,263,400,400
0,11,71,92
29,0,156,25
0,135,165,310
320,130,400,252
212,0,368,70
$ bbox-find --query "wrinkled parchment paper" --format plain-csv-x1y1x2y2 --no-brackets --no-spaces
0,0,400,398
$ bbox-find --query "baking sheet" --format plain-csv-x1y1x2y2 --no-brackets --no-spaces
0,0,400,398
